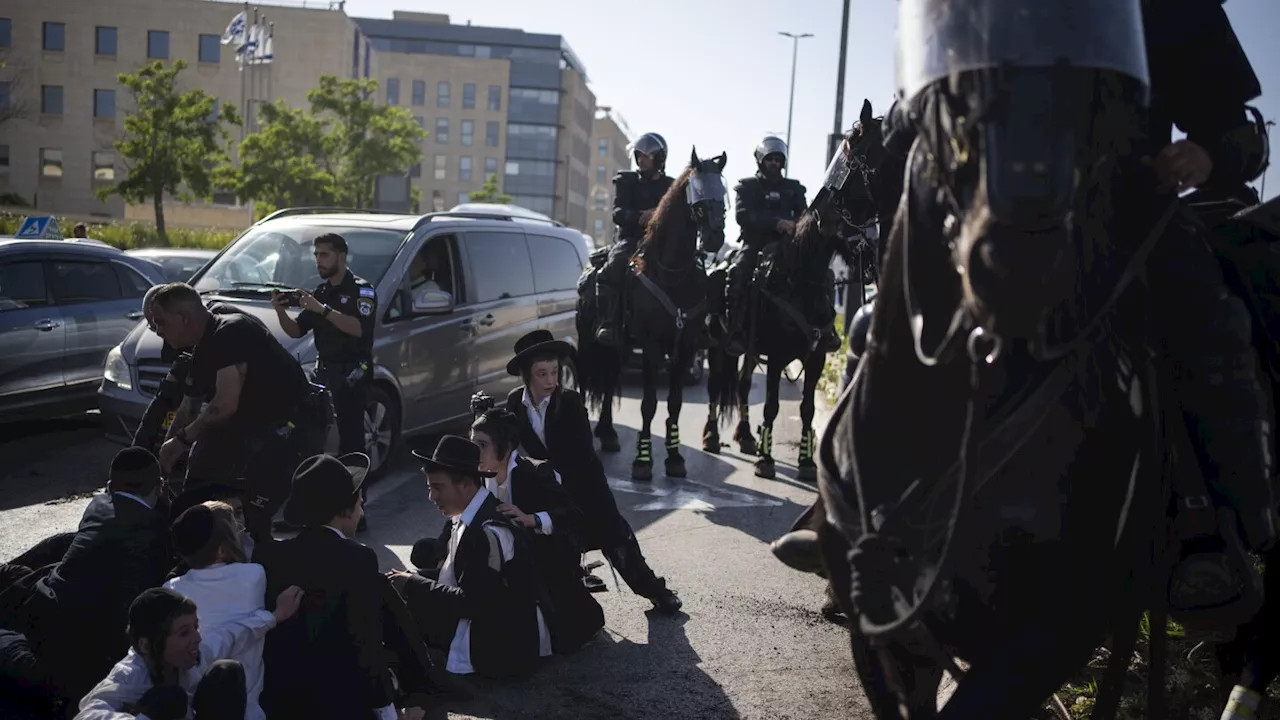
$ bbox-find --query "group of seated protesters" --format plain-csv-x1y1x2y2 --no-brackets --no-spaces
0,329,681,719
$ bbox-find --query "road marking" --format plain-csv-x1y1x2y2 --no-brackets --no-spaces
608,476,785,511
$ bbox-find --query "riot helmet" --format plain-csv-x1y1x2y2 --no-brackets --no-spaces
754,136,789,169
895,0,1150,105
629,133,668,173
1234,105,1272,184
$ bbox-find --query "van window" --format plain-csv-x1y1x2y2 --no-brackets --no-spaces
192,223,404,294
114,263,154,298
0,261,48,310
51,260,121,304
526,234,583,293
388,234,462,321
463,231,534,302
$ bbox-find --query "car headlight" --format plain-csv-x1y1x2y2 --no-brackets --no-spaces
103,345,132,391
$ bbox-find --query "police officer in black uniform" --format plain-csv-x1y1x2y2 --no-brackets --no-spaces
273,232,378,526
594,132,673,347
150,283,310,544
725,136,821,357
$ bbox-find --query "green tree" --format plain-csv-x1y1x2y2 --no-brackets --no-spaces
99,60,240,243
225,75,424,210
465,174,514,205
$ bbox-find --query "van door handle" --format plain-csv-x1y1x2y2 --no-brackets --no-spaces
476,314,495,327
32,319,61,331
126,311,144,320
459,314,495,332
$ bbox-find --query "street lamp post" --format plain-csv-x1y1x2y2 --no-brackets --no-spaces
778,31,814,177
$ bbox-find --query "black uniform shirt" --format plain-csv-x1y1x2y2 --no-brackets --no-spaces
185,312,307,428
613,171,674,242
297,270,377,364
734,173,808,248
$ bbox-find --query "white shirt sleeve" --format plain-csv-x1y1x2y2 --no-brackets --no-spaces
535,511,553,536
196,609,277,670
375,704,398,720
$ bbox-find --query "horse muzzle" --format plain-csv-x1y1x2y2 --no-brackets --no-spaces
958,217,1072,340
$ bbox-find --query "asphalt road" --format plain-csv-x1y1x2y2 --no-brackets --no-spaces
0,372,870,719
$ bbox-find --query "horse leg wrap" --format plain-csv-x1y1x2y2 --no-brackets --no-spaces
754,425,776,479
665,421,687,477
632,434,653,482
797,426,817,482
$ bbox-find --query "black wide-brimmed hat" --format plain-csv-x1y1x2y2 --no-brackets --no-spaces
282,452,370,526
411,435,496,478
506,329,574,376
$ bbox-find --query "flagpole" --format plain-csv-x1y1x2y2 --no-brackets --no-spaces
239,2,248,142
267,22,274,106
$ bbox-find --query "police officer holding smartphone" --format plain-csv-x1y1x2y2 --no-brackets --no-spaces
274,233,378,529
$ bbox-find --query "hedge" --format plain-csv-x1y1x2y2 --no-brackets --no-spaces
0,213,240,250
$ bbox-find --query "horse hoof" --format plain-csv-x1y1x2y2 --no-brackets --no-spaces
702,433,721,453
737,436,758,456
665,457,687,478
632,463,653,482
796,463,817,482
599,435,621,453
770,530,824,575
755,457,776,479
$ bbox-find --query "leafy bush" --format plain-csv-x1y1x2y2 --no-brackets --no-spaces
0,213,239,250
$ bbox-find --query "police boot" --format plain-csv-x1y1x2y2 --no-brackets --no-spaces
595,283,622,347
819,273,842,352
724,262,750,357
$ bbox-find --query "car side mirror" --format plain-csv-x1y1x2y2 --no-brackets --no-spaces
412,287,454,314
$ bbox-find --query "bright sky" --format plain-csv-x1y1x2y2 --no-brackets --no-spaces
346,0,1280,202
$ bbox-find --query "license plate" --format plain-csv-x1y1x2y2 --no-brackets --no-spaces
161,411,176,430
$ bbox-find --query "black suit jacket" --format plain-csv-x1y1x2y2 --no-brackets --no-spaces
506,387,631,549
505,458,604,653
8,493,170,696
259,527,395,720
402,492,541,679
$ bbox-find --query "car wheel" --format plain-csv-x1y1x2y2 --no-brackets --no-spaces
363,385,400,479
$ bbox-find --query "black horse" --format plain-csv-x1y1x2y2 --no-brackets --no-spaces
814,6,1204,717
707,101,885,482
577,149,728,480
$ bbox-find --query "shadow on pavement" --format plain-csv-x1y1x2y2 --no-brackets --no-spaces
0,414,115,511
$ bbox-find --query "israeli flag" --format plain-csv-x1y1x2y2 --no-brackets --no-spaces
222,11,247,46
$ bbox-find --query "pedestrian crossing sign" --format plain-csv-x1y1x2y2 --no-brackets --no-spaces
15,216,63,240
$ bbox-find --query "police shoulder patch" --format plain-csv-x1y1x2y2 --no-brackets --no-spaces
358,287,377,299
357,297,374,316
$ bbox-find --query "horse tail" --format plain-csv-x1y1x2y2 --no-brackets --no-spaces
574,337,622,412
707,347,741,426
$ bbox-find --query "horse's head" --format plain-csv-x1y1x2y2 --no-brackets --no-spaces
896,0,1150,344
686,147,729,254
811,99,888,242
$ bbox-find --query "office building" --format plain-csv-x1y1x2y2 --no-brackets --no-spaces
585,106,632,246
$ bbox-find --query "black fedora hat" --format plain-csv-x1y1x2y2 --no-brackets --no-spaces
282,452,370,526
411,435,496,478
506,329,575,376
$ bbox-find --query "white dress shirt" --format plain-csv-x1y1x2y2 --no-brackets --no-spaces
441,488,552,674
521,389,563,486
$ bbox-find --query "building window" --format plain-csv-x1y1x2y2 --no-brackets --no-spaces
437,81,451,109
198,34,220,63
413,116,424,131
386,78,400,105
462,83,476,110
594,191,607,211
597,138,608,157
434,154,447,180
487,85,501,111
459,156,472,182
409,162,421,179
506,124,559,158
460,120,474,147
92,151,115,181
43,22,65,52
597,165,606,184
93,89,116,119
484,157,498,177
458,191,469,206
41,85,63,115
96,26,117,56
40,148,63,178
435,118,450,144
0,18,10,48
0,145,9,173
485,121,499,148
594,218,604,236
431,190,444,212
412,80,425,106
147,31,170,60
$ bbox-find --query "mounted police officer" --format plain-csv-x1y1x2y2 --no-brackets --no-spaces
274,232,378,530
594,132,673,347
725,136,823,357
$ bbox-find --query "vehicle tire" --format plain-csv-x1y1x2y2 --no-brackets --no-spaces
364,384,400,480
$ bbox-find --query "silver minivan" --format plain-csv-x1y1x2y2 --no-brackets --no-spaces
0,239,167,420
98,206,589,476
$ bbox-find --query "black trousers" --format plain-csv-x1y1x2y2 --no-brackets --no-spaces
316,362,370,456
598,238,641,290
601,523,668,599
185,425,299,543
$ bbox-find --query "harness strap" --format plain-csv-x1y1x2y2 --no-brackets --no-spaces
758,287,820,352
632,268,707,336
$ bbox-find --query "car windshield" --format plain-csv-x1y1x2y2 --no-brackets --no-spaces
192,223,407,295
